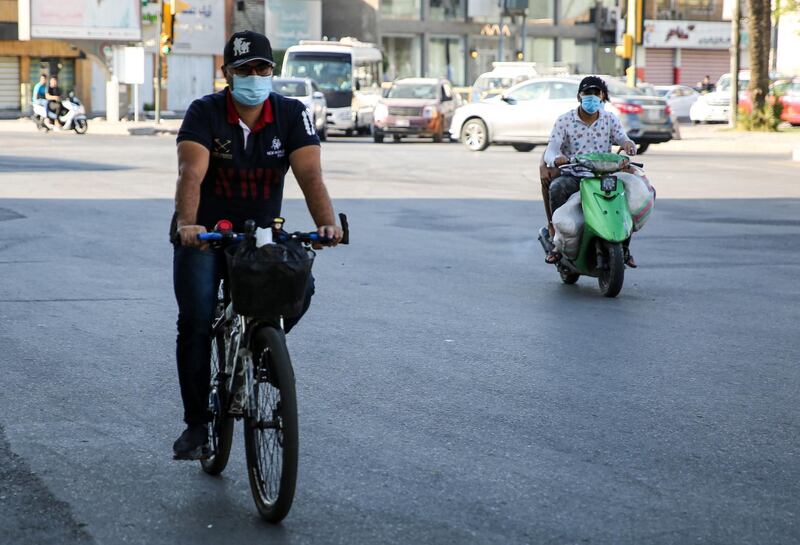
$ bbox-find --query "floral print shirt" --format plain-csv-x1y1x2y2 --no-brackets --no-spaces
543,108,632,167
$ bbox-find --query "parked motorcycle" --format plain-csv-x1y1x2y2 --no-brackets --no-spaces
538,153,644,298
31,91,88,134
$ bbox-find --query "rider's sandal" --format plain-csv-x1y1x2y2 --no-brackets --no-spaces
625,254,638,268
545,250,561,264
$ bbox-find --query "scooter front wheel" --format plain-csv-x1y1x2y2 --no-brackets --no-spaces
73,119,88,134
559,268,580,284
598,241,624,297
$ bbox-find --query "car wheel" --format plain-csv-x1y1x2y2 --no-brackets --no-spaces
512,143,536,152
318,122,327,142
636,142,650,154
393,135,402,143
433,129,444,143
461,118,489,151
373,131,384,143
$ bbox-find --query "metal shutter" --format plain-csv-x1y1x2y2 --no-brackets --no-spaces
0,57,20,110
166,54,214,112
680,49,730,88
644,48,674,85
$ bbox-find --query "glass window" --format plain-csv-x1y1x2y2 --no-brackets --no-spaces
524,37,555,67
653,0,722,21
381,0,421,19
508,81,549,101
273,80,309,97
428,36,465,86
387,83,439,99
548,81,579,99
283,53,353,92
430,0,465,21
559,0,593,24
560,39,594,73
383,36,422,81
528,0,554,21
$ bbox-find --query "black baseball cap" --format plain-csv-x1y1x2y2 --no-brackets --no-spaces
224,31,275,68
578,76,609,97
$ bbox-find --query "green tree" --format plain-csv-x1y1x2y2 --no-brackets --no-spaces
746,0,773,129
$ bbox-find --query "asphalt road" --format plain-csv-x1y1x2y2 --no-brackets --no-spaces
0,131,798,545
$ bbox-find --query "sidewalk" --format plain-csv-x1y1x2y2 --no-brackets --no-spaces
663,123,800,157
0,117,182,136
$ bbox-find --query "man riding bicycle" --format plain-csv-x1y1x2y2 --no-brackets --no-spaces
171,30,342,460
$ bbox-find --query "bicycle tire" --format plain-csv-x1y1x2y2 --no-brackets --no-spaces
244,326,298,523
201,330,235,475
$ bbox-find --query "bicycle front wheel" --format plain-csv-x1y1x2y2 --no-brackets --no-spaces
244,326,298,523
201,330,234,475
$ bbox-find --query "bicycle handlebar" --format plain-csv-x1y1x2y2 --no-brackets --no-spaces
197,213,350,246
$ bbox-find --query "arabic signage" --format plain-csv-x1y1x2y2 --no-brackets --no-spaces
173,0,225,56
265,0,322,51
644,20,731,50
20,0,142,40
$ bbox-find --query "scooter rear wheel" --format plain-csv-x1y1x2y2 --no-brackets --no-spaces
598,241,624,297
74,119,88,134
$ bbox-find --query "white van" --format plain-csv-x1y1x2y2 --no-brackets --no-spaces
282,38,383,135
470,62,539,102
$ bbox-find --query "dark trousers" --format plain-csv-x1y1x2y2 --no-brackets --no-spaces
173,244,314,425
548,175,582,216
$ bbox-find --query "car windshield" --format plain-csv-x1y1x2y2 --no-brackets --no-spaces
656,89,670,97
273,80,308,97
717,76,749,92
475,77,514,92
284,53,352,92
604,78,643,96
387,84,438,99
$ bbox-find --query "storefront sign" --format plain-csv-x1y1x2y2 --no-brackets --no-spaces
265,0,322,51
19,0,142,41
173,0,225,55
644,20,731,50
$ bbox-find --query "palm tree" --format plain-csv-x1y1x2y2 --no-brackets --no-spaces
747,0,772,128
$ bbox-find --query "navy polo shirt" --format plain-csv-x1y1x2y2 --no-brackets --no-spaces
175,88,320,233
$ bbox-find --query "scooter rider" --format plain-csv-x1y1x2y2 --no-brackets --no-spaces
170,30,343,460
542,76,638,267
45,75,63,124
32,74,47,108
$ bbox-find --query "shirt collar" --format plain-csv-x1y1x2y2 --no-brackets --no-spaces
225,88,274,132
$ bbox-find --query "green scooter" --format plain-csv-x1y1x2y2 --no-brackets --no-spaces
538,152,641,298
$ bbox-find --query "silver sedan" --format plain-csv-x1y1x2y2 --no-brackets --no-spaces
449,76,672,154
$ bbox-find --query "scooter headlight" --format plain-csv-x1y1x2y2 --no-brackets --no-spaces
600,177,617,192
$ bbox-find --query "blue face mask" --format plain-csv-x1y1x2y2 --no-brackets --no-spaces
581,95,602,114
231,75,272,106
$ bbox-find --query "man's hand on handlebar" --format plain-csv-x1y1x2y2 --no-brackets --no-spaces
621,141,637,156
554,155,570,167
314,224,343,249
178,224,208,249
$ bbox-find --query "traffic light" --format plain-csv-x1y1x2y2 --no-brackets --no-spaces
515,50,524,61
615,33,633,59
161,1,175,55
469,49,478,60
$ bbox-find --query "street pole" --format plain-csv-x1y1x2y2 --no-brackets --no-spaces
498,0,505,63
729,0,741,128
519,10,527,61
155,4,162,125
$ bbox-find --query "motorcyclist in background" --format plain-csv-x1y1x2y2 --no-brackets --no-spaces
540,75,639,267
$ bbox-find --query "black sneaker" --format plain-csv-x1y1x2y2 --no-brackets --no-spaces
172,424,209,460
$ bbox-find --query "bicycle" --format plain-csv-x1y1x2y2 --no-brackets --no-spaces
196,214,349,523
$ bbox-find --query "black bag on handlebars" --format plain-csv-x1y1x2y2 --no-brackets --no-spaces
224,238,315,319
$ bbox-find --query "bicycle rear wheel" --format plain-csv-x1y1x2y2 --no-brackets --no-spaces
201,330,235,475
244,326,298,523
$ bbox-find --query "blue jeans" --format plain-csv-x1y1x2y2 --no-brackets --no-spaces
173,244,314,424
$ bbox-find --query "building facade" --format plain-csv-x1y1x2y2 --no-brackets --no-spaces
640,0,748,86
323,0,617,87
